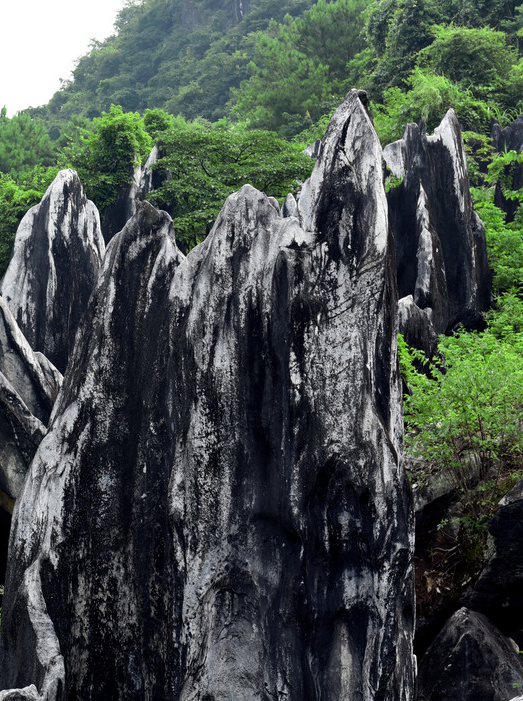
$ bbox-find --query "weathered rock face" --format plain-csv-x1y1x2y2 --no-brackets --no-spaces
492,114,523,153
0,170,105,375
463,480,523,636
384,111,491,346
100,145,168,244
491,115,523,223
416,607,523,701
0,298,62,500
0,91,415,700
398,296,439,361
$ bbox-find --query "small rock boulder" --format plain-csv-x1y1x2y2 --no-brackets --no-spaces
416,607,523,701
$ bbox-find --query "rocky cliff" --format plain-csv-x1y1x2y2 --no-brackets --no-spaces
0,91,415,700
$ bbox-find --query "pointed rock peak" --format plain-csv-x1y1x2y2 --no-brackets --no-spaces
205,184,280,247
0,169,105,374
417,608,523,701
297,89,387,256
44,168,82,195
385,109,490,338
105,200,179,271
0,112,414,700
491,112,523,153
121,199,174,239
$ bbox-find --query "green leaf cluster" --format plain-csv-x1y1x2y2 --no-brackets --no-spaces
0,111,56,177
233,0,367,136
404,320,523,517
61,105,152,211
149,118,313,248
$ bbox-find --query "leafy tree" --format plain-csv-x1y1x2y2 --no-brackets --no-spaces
418,24,523,107
367,0,446,93
403,328,523,519
148,119,313,248
372,68,492,144
0,113,55,176
62,105,152,211
143,108,175,139
234,0,367,135
470,151,523,294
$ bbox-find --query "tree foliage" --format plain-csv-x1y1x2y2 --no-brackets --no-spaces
149,118,313,247
0,112,55,176
28,0,314,130
62,105,152,210
234,0,367,136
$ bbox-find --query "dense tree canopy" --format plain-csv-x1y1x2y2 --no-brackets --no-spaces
0,112,56,176
233,0,367,136
149,117,313,247
62,105,152,210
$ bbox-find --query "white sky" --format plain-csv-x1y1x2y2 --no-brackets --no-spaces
1,0,127,115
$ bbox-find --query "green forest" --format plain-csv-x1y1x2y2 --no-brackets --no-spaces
2,0,523,588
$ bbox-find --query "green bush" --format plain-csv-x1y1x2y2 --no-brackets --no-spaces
61,105,152,211
403,328,523,517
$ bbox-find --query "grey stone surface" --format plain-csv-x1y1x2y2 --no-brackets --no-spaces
398,295,439,361
0,91,414,700
463,479,523,635
384,111,491,338
0,298,62,499
0,170,105,374
416,607,523,701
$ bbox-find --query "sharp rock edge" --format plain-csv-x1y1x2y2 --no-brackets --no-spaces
100,144,167,245
384,110,491,344
0,91,415,701
0,169,106,375
0,297,62,499
416,607,523,701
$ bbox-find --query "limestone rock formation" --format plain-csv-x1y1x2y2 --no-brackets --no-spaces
0,298,62,500
0,170,105,375
463,479,523,636
0,91,415,700
416,607,523,701
384,111,491,349
398,296,439,361
491,114,523,223
492,114,523,154
100,145,168,243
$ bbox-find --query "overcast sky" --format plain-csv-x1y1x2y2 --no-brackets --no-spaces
1,0,127,115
